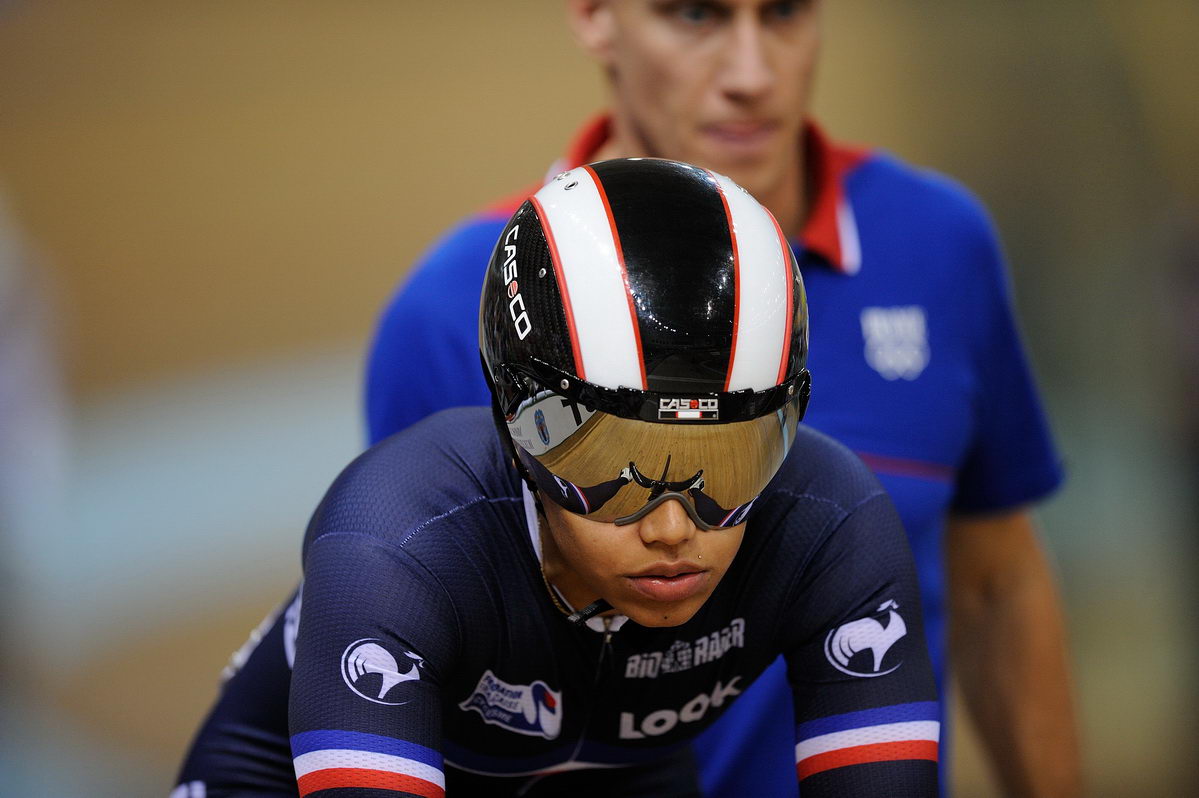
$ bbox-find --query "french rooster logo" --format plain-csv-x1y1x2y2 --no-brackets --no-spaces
341,638,424,704
824,599,907,677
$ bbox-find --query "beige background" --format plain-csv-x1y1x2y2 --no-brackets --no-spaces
0,1,1195,795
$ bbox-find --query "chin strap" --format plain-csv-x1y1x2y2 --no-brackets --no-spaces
567,599,612,626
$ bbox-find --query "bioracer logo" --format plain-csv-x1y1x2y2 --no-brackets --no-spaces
502,224,532,340
624,618,745,679
658,397,719,420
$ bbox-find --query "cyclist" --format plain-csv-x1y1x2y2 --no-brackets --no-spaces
175,159,938,797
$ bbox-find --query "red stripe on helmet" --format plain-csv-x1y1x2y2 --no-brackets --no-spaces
530,195,585,381
769,211,795,384
706,170,741,392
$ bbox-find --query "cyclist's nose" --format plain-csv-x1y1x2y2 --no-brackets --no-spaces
636,495,699,548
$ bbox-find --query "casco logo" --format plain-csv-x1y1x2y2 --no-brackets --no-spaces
502,225,532,340
341,638,424,705
618,677,741,739
658,397,719,420
824,599,907,678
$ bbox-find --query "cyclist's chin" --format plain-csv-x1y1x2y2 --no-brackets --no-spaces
619,599,705,628
611,578,716,628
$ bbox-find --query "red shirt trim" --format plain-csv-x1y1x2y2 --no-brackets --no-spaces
481,113,870,273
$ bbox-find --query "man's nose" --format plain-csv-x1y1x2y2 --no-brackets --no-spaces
637,495,699,547
719,18,775,101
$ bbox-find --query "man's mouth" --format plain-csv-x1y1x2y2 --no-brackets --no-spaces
700,120,780,151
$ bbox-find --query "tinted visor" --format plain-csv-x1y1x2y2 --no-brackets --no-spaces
507,390,802,529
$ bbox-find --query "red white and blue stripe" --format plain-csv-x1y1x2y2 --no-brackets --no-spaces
794,701,939,780
291,730,445,797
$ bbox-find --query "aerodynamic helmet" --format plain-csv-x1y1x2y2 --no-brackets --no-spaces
480,158,810,530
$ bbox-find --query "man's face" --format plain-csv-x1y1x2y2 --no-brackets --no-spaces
574,0,822,199
542,496,745,627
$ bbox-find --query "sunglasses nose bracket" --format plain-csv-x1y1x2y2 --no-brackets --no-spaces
612,491,715,531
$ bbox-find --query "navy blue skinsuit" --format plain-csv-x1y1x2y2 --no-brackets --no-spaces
176,408,940,797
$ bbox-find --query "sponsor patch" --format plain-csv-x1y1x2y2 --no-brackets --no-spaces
624,618,745,678
459,670,563,740
619,677,742,739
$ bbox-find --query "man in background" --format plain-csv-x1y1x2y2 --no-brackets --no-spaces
372,1,1078,794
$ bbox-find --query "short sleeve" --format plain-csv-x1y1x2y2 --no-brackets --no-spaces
288,532,457,797
951,209,1063,513
782,492,939,796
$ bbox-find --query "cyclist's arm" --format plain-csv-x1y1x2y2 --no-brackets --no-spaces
288,532,457,797
173,588,304,797
782,492,940,797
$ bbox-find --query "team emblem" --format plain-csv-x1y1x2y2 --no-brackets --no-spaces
341,638,424,705
459,670,563,739
861,306,928,380
824,600,907,677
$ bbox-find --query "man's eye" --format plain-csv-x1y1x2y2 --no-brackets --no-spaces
673,2,723,25
765,0,809,22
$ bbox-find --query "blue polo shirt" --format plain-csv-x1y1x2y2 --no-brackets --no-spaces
364,115,1063,796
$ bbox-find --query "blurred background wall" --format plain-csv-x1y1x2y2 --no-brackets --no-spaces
0,1,1194,795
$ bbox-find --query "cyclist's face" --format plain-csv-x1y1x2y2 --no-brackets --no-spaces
541,494,745,627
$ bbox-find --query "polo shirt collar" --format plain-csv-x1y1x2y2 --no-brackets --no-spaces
551,113,869,275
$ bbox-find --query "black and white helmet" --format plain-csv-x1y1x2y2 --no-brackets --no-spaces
480,158,810,530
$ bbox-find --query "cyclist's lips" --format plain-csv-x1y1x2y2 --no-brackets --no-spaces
625,563,708,603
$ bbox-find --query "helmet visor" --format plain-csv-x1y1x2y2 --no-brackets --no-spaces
507,390,802,529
